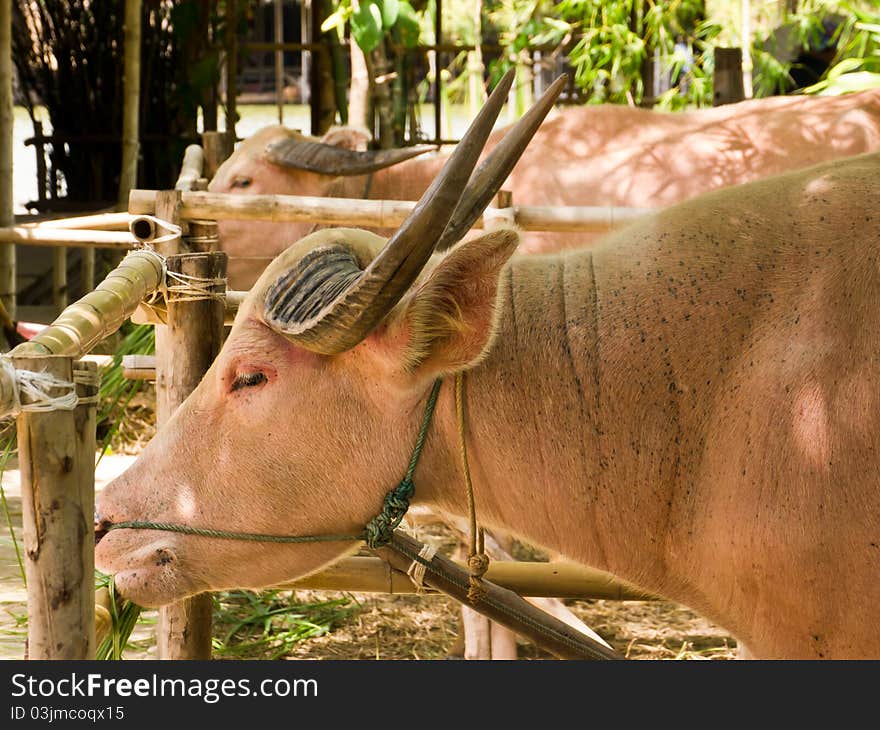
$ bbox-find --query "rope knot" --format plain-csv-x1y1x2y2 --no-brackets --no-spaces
467,552,489,578
362,477,416,549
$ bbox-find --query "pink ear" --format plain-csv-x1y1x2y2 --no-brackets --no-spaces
320,127,371,151
380,228,520,376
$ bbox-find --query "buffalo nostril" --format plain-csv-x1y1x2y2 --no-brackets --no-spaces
94,512,110,546
155,548,174,567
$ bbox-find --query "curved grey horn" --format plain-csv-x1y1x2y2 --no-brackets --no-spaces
264,68,516,355
435,74,567,251
265,139,436,176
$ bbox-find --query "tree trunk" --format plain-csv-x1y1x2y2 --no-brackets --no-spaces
467,0,485,118
119,0,142,210
0,0,15,317
368,44,395,148
349,37,370,132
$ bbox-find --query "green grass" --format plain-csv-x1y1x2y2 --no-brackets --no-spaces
212,590,358,660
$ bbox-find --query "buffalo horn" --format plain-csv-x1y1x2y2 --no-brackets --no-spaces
264,69,519,354
434,74,567,251
265,138,435,176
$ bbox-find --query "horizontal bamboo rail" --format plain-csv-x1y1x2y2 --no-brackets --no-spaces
22,211,132,231
10,249,164,357
277,555,655,601
129,190,651,233
0,226,136,248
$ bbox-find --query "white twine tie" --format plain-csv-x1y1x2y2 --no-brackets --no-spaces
406,542,438,593
0,357,101,418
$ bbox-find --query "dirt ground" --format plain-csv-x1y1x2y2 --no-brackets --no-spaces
0,451,737,661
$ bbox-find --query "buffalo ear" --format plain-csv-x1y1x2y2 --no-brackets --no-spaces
320,127,371,151
383,228,519,375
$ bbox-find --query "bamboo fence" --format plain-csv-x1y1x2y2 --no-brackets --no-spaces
5,143,659,661
129,189,650,234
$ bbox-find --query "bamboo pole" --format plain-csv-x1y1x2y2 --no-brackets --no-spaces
119,0,142,209
15,356,98,659
0,0,15,318
128,190,651,233
155,251,227,660
10,249,164,357
275,555,654,600
377,531,623,659
0,227,136,248
25,212,132,231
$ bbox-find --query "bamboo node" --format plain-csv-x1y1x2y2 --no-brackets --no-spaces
128,215,181,248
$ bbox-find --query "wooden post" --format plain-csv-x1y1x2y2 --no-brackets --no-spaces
81,249,95,296
201,131,231,181
34,121,46,204
119,0,142,209
155,250,227,660
310,0,334,135
15,356,98,659
225,0,239,149
713,47,745,106
0,0,16,318
274,0,284,125
52,247,67,314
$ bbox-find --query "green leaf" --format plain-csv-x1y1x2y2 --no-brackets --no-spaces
320,9,347,34
827,57,865,80
351,1,384,53
381,0,399,29
395,1,421,48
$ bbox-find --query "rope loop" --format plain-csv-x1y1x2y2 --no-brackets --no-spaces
456,371,490,603
73,368,101,406
164,269,226,303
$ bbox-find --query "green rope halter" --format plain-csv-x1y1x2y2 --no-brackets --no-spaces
106,380,442,550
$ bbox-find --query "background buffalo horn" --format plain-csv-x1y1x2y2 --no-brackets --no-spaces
265,138,436,176
264,68,516,354
434,74,567,251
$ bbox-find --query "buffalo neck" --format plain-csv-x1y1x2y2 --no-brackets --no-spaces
416,250,673,595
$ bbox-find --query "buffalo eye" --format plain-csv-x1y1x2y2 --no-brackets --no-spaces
231,177,252,189
231,371,267,392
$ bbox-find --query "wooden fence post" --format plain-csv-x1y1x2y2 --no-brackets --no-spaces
53,247,67,314
15,356,98,659
155,250,227,660
201,131,231,182
713,47,745,107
